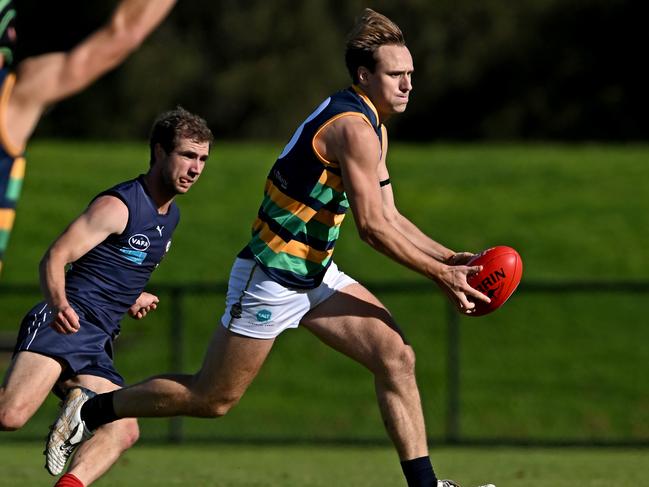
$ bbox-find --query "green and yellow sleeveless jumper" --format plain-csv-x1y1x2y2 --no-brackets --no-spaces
239,86,383,288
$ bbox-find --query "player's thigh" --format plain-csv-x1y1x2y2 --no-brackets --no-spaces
300,283,410,373
193,325,275,399
1,351,63,415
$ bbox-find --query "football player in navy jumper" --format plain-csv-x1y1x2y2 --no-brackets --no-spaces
0,107,212,487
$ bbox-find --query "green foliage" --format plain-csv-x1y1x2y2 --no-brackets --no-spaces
14,0,646,140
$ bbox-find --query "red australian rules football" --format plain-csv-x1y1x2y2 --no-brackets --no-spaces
466,246,523,316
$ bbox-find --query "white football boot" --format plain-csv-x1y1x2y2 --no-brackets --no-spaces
45,386,96,475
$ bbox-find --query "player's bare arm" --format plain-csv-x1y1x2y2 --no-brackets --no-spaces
128,291,159,319
319,116,488,311
376,128,464,263
6,0,176,149
40,196,129,334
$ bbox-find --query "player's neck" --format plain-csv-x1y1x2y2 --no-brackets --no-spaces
141,173,175,215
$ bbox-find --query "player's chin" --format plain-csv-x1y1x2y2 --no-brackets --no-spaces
392,102,409,113
175,183,193,194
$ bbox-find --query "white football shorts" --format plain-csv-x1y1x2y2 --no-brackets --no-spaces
220,258,357,339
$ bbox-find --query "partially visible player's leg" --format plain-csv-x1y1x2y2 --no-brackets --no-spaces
46,330,274,479
47,269,277,457
191,325,276,416
59,375,139,486
102,325,275,420
300,283,428,460
0,351,62,430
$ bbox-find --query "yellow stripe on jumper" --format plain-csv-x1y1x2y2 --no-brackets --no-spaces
266,181,317,223
265,179,345,228
255,219,332,263
0,73,25,157
0,208,15,230
10,157,25,178
317,168,344,193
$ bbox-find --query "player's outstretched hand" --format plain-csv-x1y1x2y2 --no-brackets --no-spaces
128,291,159,319
51,305,81,334
436,263,491,315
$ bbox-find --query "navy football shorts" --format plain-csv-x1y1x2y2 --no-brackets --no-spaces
13,301,125,393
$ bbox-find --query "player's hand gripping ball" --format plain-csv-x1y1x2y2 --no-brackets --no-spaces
466,246,523,316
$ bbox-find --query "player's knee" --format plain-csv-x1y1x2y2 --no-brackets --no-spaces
119,419,140,450
0,404,29,431
378,343,416,382
197,394,241,418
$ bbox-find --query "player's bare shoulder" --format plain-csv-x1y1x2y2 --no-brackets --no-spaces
82,194,129,235
88,194,129,215
317,115,380,167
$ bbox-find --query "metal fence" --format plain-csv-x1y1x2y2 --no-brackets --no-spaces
2,280,648,447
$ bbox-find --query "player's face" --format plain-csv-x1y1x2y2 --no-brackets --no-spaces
359,44,413,121
160,138,210,194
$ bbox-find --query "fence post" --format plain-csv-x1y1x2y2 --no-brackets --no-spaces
445,301,460,444
169,286,184,443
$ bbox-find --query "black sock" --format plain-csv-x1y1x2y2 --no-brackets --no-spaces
400,456,438,487
80,391,120,431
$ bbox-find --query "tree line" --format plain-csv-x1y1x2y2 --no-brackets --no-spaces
15,0,647,141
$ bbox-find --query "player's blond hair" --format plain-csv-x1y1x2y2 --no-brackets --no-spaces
345,8,405,84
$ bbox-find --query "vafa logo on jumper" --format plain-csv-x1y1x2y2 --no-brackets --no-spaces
128,234,150,251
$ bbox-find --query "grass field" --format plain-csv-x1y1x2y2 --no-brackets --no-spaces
2,443,648,487
4,141,649,281
1,141,648,484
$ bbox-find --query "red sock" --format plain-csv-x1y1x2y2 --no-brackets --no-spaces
54,473,84,487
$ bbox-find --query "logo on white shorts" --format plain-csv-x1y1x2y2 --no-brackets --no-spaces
256,309,272,322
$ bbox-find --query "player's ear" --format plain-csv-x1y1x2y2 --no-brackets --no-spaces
153,143,167,165
357,67,370,86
